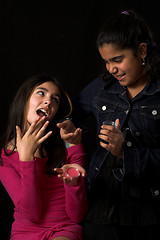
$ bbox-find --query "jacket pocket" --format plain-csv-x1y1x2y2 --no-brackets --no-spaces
140,105,160,144
93,97,118,125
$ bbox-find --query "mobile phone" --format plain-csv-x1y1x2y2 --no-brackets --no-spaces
103,120,117,127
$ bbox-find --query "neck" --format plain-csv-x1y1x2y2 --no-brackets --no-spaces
127,76,148,100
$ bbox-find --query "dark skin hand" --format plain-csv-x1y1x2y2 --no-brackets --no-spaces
98,119,124,158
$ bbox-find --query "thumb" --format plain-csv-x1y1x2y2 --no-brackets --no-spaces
115,119,121,130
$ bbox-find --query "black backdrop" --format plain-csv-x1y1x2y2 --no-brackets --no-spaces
0,0,160,239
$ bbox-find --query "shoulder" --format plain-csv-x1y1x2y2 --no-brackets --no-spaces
83,76,104,91
1,148,19,166
78,75,105,100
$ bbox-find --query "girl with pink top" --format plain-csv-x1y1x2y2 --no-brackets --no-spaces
0,73,88,240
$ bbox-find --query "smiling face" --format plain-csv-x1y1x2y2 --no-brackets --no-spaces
27,81,61,126
98,43,147,89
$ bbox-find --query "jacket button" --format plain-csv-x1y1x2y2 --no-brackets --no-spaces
124,109,129,114
102,105,107,111
152,110,157,115
153,189,159,196
127,141,132,147
135,132,140,136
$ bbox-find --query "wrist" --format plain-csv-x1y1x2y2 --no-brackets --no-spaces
19,154,34,162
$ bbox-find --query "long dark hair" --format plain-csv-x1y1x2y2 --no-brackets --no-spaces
97,10,160,80
0,73,72,175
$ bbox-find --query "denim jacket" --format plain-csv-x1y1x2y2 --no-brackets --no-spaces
75,75,160,196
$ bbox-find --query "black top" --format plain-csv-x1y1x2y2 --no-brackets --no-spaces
84,152,160,225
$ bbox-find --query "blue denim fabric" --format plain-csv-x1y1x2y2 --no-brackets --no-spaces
76,75,160,195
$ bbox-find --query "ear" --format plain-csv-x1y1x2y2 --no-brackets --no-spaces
138,43,147,58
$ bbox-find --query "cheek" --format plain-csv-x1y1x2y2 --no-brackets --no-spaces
28,101,34,111
106,63,109,71
121,60,137,76
50,105,59,120
27,98,37,120
129,61,142,77
27,105,34,122
28,96,38,110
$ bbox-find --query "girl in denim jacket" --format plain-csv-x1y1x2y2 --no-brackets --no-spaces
72,9,160,240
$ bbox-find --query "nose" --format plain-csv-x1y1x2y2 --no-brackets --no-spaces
44,98,51,105
106,63,117,74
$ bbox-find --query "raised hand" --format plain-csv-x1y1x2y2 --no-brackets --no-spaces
57,120,82,146
16,117,52,162
99,119,124,158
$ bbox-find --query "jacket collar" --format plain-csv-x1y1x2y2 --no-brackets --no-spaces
101,75,160,97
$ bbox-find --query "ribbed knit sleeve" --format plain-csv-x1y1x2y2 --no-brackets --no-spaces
0,150,42,222
64,144,88,223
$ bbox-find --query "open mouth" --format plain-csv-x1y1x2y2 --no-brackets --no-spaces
115,73,126,81
36,109,48,117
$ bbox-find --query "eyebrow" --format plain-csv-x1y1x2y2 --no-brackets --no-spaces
36,87,61,98
104,55,125,63
110,55,125,61
37,87,48,92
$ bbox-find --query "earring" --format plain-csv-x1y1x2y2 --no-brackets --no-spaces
141,58,146,66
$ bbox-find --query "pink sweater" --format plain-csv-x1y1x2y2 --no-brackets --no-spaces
0,144,88,240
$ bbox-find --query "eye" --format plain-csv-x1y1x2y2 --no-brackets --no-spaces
51,96,60,104
114,59,122,63
114,56,124,63
37,90,45,96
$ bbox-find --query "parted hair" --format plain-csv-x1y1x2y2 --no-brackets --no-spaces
0,73,72,175
97,10,160,80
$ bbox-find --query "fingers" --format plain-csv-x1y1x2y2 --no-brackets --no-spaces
21,117,52,147
16,125,22,144
32,117,47,135
54,167,71,185
99,134,113,145
54,168,64,174
74,164,86,177
36,120,49,138
28,117,51,138
62,128,82,144
65,163,86,177
57,121,68,129
115,118,121,130
100,118,121,142
99,127,115,144
54,164,86,185
26,117,45,136
16,125,22,137
38,130,52,144
57,120,82,145
100,140,110,150
99,119,124,158
60,132,74,141
57,120,76,132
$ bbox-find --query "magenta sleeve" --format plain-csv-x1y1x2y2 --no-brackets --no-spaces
64,177,88,223
0,152,42,222
64,144,88,223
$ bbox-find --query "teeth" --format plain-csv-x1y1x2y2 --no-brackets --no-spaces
41,109,47,116
37,109,48,117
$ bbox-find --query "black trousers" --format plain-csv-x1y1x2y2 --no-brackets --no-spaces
84,222,159,240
